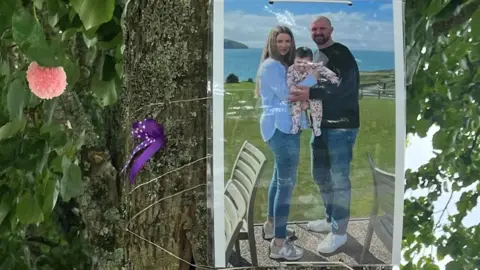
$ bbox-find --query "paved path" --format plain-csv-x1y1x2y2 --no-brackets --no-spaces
228,220,392,268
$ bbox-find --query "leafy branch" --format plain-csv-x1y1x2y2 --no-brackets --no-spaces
403,0,480,269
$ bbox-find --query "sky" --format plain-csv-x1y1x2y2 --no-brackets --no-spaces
224,0,395,51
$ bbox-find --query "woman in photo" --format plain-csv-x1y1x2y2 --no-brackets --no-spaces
255,25,317,261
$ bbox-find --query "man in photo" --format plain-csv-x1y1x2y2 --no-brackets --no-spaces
289,16,361,254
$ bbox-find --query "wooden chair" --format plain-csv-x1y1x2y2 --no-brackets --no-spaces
224,141,267,266
360,152,395,264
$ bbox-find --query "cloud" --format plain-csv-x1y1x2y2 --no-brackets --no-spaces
379,3,393,11
224,8,394,51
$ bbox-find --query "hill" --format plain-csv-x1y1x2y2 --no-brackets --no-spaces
224,39,248,49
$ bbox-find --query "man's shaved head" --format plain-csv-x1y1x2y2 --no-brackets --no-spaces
312,16,332,28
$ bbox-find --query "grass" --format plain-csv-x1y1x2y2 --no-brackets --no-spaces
223,72,396,223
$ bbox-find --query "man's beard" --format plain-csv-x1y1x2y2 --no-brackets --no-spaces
313,35,329,45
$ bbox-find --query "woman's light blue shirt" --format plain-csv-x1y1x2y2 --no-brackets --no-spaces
258,58,317,142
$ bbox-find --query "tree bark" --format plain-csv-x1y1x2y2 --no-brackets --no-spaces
121,1,210,269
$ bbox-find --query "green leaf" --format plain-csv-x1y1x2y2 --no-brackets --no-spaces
11,8,37,47
34,0,44,9
46,0,60,14
40,122,63,135
115,62,123,78
471,9,480,38
63,58,80,90
48,13,60,28
60,163,84,201
98,32,123,50
427,0,451,17
70,0,115,30
41,123,68,149
445,261,463,270
0,0,17,36
7,79,30,120
27,93,41,108
11,9,58,66
101,54,117,81
61,28,77,42
83,24,100,39
50,155,63,173
432,129,449,150
415,118,431,137
0,191,13,225
51,130,67,148
83,32,97,48
91,78,117,107
16,193,43,224
0,119,26,141
43,176,59,214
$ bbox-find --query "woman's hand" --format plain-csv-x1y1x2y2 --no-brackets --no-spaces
288,85,310,102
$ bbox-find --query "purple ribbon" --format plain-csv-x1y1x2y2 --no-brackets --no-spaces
121,118,166,184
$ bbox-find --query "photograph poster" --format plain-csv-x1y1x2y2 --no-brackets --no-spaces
211,0,406,267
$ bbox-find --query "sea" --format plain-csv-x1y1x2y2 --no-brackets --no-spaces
224,48,395,81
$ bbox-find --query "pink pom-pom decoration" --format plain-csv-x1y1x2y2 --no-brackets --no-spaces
26,62,67,99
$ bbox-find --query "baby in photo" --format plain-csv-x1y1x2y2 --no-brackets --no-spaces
287,46,340,136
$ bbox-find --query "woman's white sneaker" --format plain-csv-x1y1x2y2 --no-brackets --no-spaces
269,238,304,260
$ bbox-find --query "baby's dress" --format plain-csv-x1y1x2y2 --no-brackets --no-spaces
287,61,340,136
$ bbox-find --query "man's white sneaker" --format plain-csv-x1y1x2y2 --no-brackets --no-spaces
262,221,296,240
306,219,332,233
316,232,347,254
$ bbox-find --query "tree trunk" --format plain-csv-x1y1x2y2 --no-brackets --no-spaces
121,1,210,269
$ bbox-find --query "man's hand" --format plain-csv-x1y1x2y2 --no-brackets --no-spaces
288,85,310,102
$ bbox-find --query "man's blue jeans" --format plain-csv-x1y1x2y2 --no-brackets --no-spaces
267,129,301,238
310,128,358,235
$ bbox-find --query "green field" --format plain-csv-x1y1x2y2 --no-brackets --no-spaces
223,72,396,224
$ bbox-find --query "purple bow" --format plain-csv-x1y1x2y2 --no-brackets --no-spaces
121,118,166,184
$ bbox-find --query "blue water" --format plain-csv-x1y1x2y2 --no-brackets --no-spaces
224,48,395,81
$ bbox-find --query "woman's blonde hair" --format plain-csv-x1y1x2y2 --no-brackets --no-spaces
254,25,296,98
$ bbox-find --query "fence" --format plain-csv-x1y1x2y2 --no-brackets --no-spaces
224,83,396,99
359,83,395,99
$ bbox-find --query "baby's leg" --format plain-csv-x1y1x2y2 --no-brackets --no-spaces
300,100,309,110
309,100,323,136
290,100,302,134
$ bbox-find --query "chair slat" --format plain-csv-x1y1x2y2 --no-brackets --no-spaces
237,160,256,185
226,181,247,217
231,180,249,205
233,169,253,193
374,215,393,252
244,142,267,164
224,194,239,238
225,215,232,240
239,151,261,173
373,168,395,216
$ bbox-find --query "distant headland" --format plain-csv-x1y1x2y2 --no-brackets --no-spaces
224,39,249,49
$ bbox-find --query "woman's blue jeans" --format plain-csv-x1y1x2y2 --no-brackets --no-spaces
266,129,301,239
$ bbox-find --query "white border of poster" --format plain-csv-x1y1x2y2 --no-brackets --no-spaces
211,0,406,267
